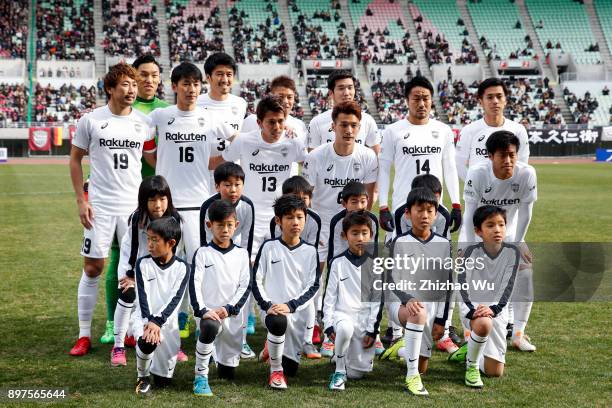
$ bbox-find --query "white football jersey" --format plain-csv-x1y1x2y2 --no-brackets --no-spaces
394,203,451,239
302,143,378,237
456,118,530,180
460,161,537,242
307,109,381,149
199,193,255,256
196,93,247,134
134,255,189,327
323,250,383,334
269,208,321,247
190,241,251,318
328,209,379,261
378,118,459,212
222,129,306,240
72,105,155,215
252,238,320,312
150,106,234,208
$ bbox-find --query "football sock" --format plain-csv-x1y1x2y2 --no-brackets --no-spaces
136,344,153,378
195,340,214,377
78,270,99,338
113,299,133,347
304,304,316,343
404,322,424,377
334,320,353,374
467,332,488,368
512,301,533,338
267,333,285,373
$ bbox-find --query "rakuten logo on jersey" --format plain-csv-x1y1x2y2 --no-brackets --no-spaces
165,132,207,142
249,163,290,174
480,197,520,206
475,147,488,157
99,138,141,149
402,146,441,155
323,177,361,187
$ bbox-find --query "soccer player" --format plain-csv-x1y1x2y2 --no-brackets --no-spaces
307,70,380,153
252,195,320,389
455,77,530,181
448,205,520,388
221,95,306,257
134,217,189,396
269,176,322,359
377,76,461,237
190,200,251,396
324,212,383,390
459,130,537,351
381,188,452,396
111,176,182,367
69,63,155,356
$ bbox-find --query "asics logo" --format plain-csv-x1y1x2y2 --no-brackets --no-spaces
101,122,108,129
477,134,486,142
327,164,334,171
484,186,492,193
252,149,260,156
168,117,175,125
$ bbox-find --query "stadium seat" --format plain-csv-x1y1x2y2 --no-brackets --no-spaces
102,0,159,57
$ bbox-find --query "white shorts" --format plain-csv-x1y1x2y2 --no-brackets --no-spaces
388,301,438,359
260,307,310,364
460,303,508,364
178,209,200,262
251,218,271,262
133,309,180,378
317,228,329,261
213,310,246,368
334,314,375,374
81,213,129,259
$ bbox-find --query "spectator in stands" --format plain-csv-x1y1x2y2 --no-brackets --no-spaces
0,1,28,58
32,83,96,123
0,83,29,125
102,1,159,57
603,86,609,96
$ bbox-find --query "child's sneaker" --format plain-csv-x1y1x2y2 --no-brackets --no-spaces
193,375,213,396
241,343,256,359
135,376,152,397
177,348,189,362
178,312,190,339
512,333,536,351
320,337,334,358
111,346,127,366
303,342,321,359
436,337,459,353
465,366,484,388
328,371,347,391
69,337,91,356
124,335,136,348
312,325,322,344
379,338,404,361
448,343,467,363
404,373,428,396
269,370,287,389
246,314,256,335
99,320,114,344
374,335,385,356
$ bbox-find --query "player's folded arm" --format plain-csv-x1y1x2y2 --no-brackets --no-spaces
150,262,189,326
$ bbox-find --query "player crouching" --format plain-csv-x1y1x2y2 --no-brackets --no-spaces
323,212,383,390
190,199,251,396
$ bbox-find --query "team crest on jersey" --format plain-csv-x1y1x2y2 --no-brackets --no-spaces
101,122,108,129
467,180,472,187
168,117,175,125
432,131,439,139
353,162,361,172
280,146,289,158
231,106,238,115
478,134,486,142
511,183,519,192
134,123,142,133
197,117,206,127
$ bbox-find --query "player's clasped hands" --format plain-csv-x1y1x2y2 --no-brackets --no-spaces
118,276,135,293
362,333,375,349
142,322,161,345
404,298,424,316
267,303,290,315
203,307,228,321
473,304,494,318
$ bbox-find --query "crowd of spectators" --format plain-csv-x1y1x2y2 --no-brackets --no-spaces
354,25,416,65
290,0,352,60
371,79,409,124
33,83,97,123
240,79,304,118
305,76,368,116
563,88,598,125
167,0,224,63
419,29,479,65
438,79,481,125
102,0,160,57
36,0,95,60
481,34,536,62
0,1,28,59
0,84,29,126
229,2,289,63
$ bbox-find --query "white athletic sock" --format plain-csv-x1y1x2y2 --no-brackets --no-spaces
195,340,214,377
304,304,316,344
467,332,488,368
334,321,353,374
77,271,99,338
404,322,424,377
391,320,403,338
512,301,533,338
267,333,285,373
113,298,133,347
136,343,153,378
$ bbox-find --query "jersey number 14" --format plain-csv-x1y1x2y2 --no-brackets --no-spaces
416,159,430,175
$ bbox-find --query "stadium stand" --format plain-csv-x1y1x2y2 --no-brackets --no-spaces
349,0,417,65
595,0,612,60
101,0,160,57
229,0,289,64
525,0,601,64
166,0,224,63
289,0,353,60
32,83,97,123
410,0,479,65
0,1,28,59
563,86,612,127
467,0,535,61
36,0,95,60
371,79,409,124
0,84,29,126
438,79,481,125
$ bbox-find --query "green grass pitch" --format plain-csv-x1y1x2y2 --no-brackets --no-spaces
0,162,610,407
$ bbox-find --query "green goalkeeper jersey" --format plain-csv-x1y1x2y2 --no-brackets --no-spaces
133,95,170,177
